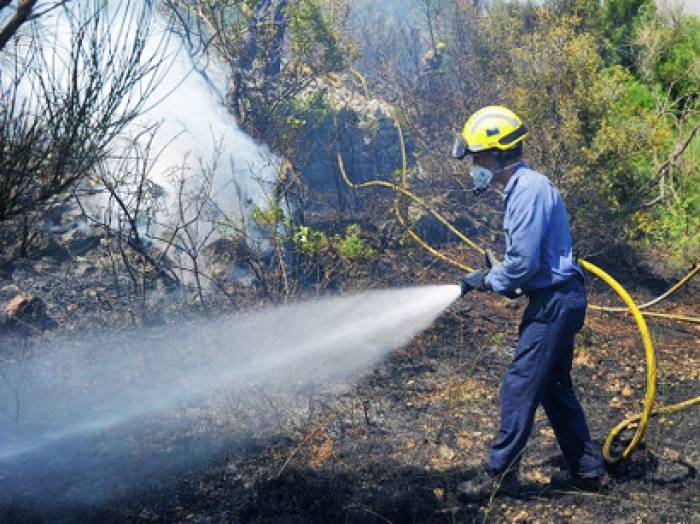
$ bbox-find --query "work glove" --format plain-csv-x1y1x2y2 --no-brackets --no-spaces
459,270,488,296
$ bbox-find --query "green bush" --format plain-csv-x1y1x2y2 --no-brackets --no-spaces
291,223,374,260
656,16,700,101
654,193,700,266
644,118,700,266
336,224,375,260
288,0,347,72
590,75,673,214
292,225,329,255
251,203,285,227
287,92,333,131
634,10,700,102
600,0,655,66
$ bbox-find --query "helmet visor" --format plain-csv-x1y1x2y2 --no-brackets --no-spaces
452,134,469,159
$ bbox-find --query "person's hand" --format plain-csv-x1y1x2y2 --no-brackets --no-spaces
459,270,488,296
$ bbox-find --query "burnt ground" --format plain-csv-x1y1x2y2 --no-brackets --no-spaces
1,240,699,523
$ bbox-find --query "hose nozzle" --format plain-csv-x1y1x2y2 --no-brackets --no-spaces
459,270,488,296
459,278,470,296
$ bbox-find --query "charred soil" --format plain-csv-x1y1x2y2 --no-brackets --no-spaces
1,216,698,523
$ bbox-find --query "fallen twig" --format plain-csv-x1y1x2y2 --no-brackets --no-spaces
275,414,334,479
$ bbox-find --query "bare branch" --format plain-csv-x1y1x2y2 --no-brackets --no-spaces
0,0,38,53
656,121,700,177
26,0,72,21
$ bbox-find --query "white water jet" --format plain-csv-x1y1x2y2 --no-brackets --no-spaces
0,285,461,506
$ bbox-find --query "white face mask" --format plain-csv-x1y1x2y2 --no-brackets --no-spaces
469,165,494,191
470,161,521,192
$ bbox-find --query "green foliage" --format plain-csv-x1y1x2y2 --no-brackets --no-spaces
643,117,700,266
252,199,373,261
486,331,505,347
286,115,307,129
634,10,700,101
600,0,655,66
287,0,347,72
480,9,690,258
335,224,375,260
291,223,374,260
292,224,328,255
505,16,609,184
287,91,333,130
656,17,700,101
216,216,239,236
251,203,285,227
547,0,603,34
654,191,700,266
590,74,673,213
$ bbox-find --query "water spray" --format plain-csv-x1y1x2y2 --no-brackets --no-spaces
0,285,462,506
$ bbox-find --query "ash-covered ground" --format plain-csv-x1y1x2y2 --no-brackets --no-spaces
0,207,698,523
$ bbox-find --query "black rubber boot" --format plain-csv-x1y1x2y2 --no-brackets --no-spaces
549,469,609,491
457,465,520,503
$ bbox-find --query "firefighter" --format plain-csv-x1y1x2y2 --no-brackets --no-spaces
453,105,607,501
421,40,447,72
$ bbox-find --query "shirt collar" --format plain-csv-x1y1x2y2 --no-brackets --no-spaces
503,161,528,200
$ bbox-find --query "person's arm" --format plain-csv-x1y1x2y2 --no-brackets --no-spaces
486,185,551,295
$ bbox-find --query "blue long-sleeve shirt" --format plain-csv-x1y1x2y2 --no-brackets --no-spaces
486,163,583,295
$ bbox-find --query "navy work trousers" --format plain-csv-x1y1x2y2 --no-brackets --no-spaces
488,278,605,477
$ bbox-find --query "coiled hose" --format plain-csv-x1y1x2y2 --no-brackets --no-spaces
337,127,699,464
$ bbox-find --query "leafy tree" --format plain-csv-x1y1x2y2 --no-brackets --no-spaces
287,0,347,72
635,10,700,102
545,0,602,35
600,0,655,66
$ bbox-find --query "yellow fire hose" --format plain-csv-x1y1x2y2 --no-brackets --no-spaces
337,129,700,464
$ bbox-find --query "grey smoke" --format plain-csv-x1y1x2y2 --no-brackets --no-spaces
5,0,278,229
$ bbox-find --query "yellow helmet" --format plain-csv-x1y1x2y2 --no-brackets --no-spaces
452,105,528,159
436,40,447,50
